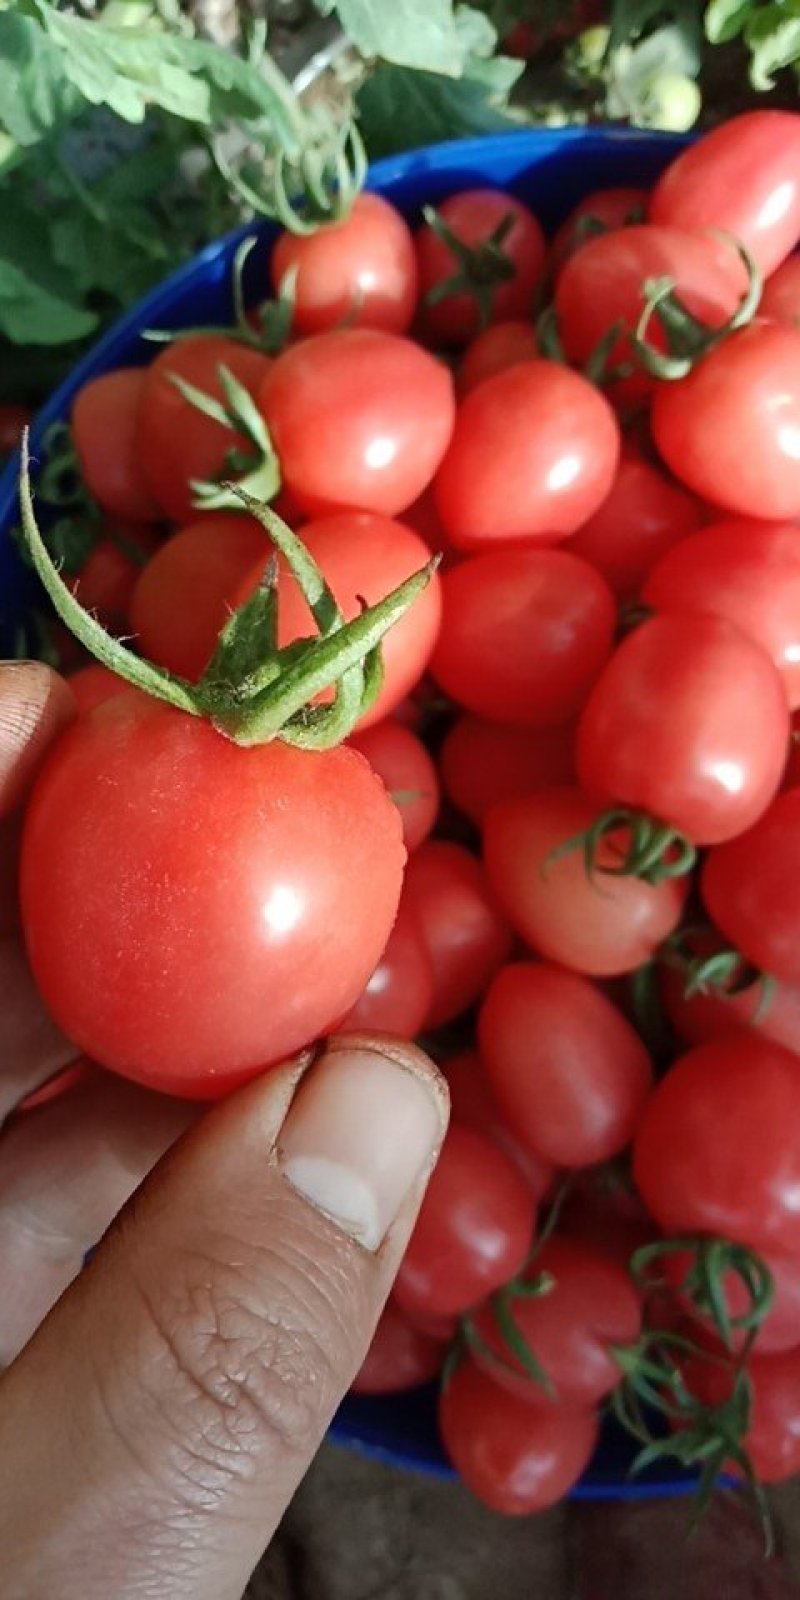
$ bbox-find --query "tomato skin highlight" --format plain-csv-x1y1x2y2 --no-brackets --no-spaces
348,718,439,852
434,361,620,550
72,369,161,524
351,1301,446,1395
415,189,545,346
129,515,269,681
270,193,418,337
402,840,512,1028
440,714,576,826
569,454,705,602
702,789,800,984
20,694,406,1097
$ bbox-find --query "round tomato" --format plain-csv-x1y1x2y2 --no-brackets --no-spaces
431,548,615,728
457,319,540,396
663,1245,800,1356
270,192,418,336
570,454,705,601
20,694,405,1097
69,525,161,634
576,613,790,846
68,664,127,715
351,1301,446,1396
415,189,545,345
260,329,455,518
129,516,269,681
659,952,800,1058
439,714,576,827
72,369,161,523
479,962,653,1168
402,840,512,1028
338,902,433,1038
444,1048,554,1200
549,186,647,274
760,254,800,328
702,790,800,983
348,719,439,851
735,1350,800,1482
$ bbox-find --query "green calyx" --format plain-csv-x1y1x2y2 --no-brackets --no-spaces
632,235,763,381
545,805,697,888
12,421,151,581
661,922,774,1013
212,119,367,238
422,204,518,331
168,359,282,514
144,238,297,358
19,439,437,751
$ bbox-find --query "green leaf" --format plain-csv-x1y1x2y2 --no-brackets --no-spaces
358,61,519,155
0,12,79,146
744,2,800,88
610,0,703,50
0,256,97,345
607,20,702,119
327,0,463,73
705,0,757,43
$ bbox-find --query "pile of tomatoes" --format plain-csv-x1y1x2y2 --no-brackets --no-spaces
18,108,800,1518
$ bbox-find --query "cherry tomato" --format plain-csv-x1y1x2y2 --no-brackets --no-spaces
439,714,576,826
650,111,800,279
20,694,406,1097
659,949,800,1058
348,719,439,851
733,1350,800,1482
393,1124,536,1320
431,548,615,728
652,322,800,520
270,193,418,336
402,841,512,1028
557,1169,655,1262
570,454,705,601
68,664,127,715
129,516,269,681
338,902,433,1038
702,790,800,984
434,361,620,549
69,525,161,634
444,1049,554,1201
351,1301,446,1395
0,403,31,455
439,1358,599,1514
663,1245,800,1356
138,337,271,525
633,1034,800,1254
549,187,648,274
72,369,161,523
260,329,455,518
576,613,790,846
483,787,687,977
760,254,800,327
479,962,652,1168
457,320,540,396
415,190,545,346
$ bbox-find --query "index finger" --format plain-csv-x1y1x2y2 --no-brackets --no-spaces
0,663,74,821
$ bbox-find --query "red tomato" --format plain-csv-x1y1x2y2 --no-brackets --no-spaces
0,402,31,455
402,841,512,1028
431,548,615,728
702,790,800,983
351,1301,446,1396
20,694,405,1097
69,525,162,633
439,1358,599,1514
549,187,648,274
260,330,455,518
72,370,161,523
633,1034,800,1254
270,193,418,336
470,1236,641,1407
68,664,127,715
483,787,687,977
138,337,272,525
129,516,269,681
569,455,705,601
644,520,800,709
348,719,439,851
576,613,790,846
439,714,576,826
557,1169,655,1262
415,190,545,345
650,111,800,279
235,513,442,731
434,361,620,549
663,1246,800,1356
659,955,800,1058
734,1350,800,1482
338,903,433,1038
457,319,540,396
760,254,800,327
652,322,800,520
479,962,653,1168
444,1048,554,1200
394,1124,536,1320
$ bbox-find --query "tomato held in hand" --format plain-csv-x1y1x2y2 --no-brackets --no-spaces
129,516,269,681
72,369,161,523
402,840,512,1028
415,189,545,346
20,694,406,1097
270,193,418,336
349,719,439,851
702,790,800,984
439,714,576,826
570,454,705,601
351,1301,446,1395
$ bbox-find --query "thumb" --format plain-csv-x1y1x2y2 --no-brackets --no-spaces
0,1035,447,1600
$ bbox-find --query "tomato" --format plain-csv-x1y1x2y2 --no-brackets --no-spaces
570,455,705,601
72,369,161,523
69,524,162,633
415,190,545,346
0,403,31,455
129,516,269,682
348,719,439,851
760,254,800,327
393,1125,536,1320
20,693,405,1097
235,513,442,731
439,714,576,826
557,1169,655,1262
652,322,800,520
338,902,433,1038
484,787,687,976
576,613,790,846
554,226,743,408
663,1246,800,1356
702,790,800,984
260,330,455,518
444,1048,554,1201
270,193,418,336
434,361,619,549
470,1236,641,1407
549,187,648,274
68,664,127,715
402,841,512,1028
457,320,540,396
351,1301,446,1396
633,1034,800,1255
479,963,652,1168
659,951,800,1058
431,548,615,728
439,1358,599,1514
650,111,800,279
734,1350,800,1482
138,336,271,525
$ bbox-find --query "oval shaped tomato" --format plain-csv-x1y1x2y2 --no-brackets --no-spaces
393,1124,536,1321
402,840,512,1028
129,515,269,681
650,111,800,278
348,719,439,851
479,962,653,1168
444,1048,554,1200
652,322,800,520
484,787,687,977
760,253,800,327
20,694,405,1097
338,902,433,1038
457,319,540,396
138,336,272,526
663,1245,800,1356
351,1301,446,1395
70,525,161,634
549,186,647,274
570,454,705,601
270,192,418,336
576,613,790,846
702,789,800,983
68,664,127,715
434,361,619,550
659,951,800,1058
260,329,455,518
736,1350,800,1482
439,714,576,826
72,369,161,523
415,189,545,346
439,1358,599,1514
633,1033,800,1254
431,548,615,728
